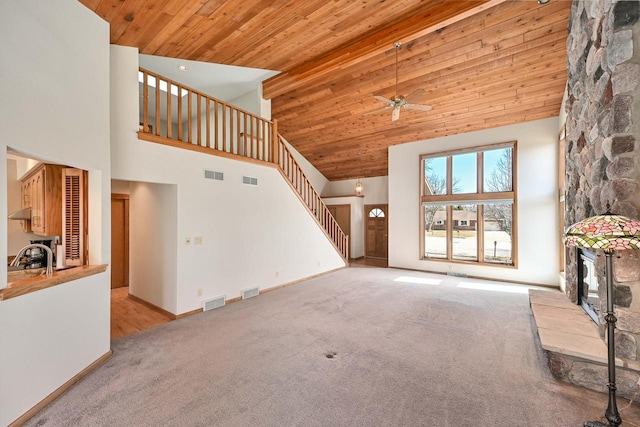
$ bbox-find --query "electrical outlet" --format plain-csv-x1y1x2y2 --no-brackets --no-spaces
194,236,203,245
185,237,192,245
197,288,203,297
275,271,279,277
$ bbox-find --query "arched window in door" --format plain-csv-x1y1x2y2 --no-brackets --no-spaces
369,208,385,218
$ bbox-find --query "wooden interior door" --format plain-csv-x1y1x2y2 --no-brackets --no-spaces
328,204,351,258
111,194,129,289
365,204,388,258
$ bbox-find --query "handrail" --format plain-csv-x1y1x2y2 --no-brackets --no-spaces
275,135,349,261
139,67,273,162
138,68,349,262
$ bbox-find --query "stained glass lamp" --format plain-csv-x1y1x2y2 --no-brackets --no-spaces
564,209,640,427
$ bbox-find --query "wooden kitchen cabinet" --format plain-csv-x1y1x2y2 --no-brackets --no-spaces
21,164,64,236
21,179,32,232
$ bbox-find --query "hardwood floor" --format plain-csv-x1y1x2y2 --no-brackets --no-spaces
111,287,172,340
350,257,388,268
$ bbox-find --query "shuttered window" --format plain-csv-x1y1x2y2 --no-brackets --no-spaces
63,168,85,266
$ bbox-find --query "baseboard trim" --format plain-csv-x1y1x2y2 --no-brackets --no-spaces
387,265,559,289
260,266,346,295
10,350,112,427
127,293,177,319
177,267,347,315
175,307,203,319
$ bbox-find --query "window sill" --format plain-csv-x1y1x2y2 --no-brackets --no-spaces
1,264,108,301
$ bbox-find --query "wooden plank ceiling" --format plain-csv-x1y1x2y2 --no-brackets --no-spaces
80,0,570,181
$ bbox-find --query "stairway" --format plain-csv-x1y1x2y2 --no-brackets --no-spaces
137,67,348,262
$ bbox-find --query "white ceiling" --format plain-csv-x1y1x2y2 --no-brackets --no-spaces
139,54,279,102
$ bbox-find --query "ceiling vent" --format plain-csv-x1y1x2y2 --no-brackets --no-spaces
204,169,224,181
203,295,226,311
242,176,258,186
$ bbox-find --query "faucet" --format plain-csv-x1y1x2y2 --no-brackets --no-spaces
10,244,54,275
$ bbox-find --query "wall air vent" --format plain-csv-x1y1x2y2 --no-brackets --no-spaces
242,176,258,186
204,169,224,181
242,287,260,300
203,295,226,311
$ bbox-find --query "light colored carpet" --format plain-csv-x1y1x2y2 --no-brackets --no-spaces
26,267,640,426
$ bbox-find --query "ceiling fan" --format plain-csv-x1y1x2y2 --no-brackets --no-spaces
372,41,432,122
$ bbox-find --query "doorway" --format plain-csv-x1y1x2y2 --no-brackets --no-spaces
365,204,388,259
111,194,129,289
328,204,351,258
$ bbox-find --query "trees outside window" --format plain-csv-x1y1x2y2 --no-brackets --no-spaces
420,143,516,266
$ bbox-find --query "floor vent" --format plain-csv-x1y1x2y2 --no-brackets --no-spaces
447,271,468,278
204,169,224,181
242,287,260,300
203,295,226,311
242,176,258,186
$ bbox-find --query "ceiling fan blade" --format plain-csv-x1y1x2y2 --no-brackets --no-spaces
404,88,427,104
364,106,390,116
392,107,400,121
405,103,432,112
374,95,393,104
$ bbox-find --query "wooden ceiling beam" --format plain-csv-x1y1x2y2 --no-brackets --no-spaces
262,0,508,99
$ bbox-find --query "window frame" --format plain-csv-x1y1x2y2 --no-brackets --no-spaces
419,141,518,268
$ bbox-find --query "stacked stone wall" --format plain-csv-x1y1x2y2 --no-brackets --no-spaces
565,0,640,361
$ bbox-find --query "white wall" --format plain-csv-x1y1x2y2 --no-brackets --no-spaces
280,137,329,195
389,117,559,286
0,1,111,425
323,176,389,204
111,45,345,315
129,182,178,313
230,88,262,117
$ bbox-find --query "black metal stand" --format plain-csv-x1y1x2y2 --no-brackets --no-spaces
584,249,622,427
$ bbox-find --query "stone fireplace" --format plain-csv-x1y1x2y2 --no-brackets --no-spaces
565,0,640,360
577,248,600,324
554,0,640,399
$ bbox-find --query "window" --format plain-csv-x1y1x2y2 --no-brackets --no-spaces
369,208,385,218
421,142,516,266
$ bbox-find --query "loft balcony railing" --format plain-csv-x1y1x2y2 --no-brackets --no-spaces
138,67,348,262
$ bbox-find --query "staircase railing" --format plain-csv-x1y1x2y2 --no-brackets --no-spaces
138,68,349,262
139,67,274,162
274,135,349,260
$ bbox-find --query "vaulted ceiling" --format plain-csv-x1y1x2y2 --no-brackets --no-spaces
79,0,570,181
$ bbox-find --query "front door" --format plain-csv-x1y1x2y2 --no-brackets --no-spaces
111,194,129,289
365,204,388,258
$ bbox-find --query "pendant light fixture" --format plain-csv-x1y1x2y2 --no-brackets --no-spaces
355,152,364,196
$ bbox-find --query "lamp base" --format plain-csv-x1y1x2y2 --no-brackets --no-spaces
584,419,621,427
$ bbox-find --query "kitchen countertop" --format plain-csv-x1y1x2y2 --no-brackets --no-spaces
2,264,108,301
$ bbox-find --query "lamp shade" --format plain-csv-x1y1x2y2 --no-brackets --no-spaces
564,213,640,250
